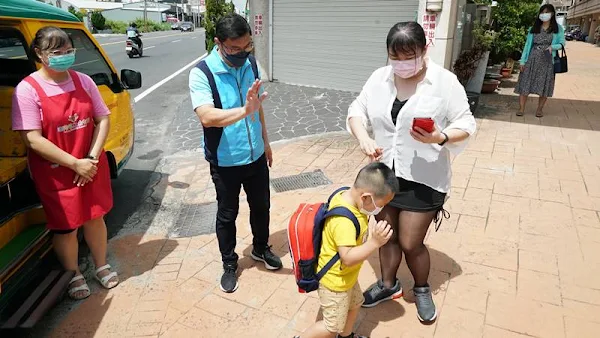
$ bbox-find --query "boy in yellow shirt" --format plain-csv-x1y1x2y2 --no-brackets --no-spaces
298,162,398,338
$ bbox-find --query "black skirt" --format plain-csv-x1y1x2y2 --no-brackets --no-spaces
389,177,446,212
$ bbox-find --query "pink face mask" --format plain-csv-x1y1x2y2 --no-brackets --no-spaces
390,58,424,78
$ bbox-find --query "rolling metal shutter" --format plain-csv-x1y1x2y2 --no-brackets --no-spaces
272,0,419,92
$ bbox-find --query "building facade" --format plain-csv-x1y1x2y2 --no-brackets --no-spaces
568,0,600,40
249,0,465,92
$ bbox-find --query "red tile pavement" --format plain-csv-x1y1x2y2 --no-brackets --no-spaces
48,42,600,337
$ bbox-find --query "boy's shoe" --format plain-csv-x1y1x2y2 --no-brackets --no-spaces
251,245,283,270
414,284,437,322
361,279,403,308
337,334,369,338
220,263,238,293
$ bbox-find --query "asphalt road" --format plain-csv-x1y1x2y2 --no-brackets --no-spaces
94,29,207,238
95,30,206,98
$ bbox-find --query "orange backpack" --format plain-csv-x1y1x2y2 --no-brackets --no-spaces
287,187,360,293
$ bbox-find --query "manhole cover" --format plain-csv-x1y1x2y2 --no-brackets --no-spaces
270,169,332,193
170,202,217,238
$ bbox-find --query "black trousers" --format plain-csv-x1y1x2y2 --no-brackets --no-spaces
210,154,270,265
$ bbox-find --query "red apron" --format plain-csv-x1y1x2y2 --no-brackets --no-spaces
24,71,113,231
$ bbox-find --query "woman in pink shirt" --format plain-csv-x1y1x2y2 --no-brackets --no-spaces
12,26,118,300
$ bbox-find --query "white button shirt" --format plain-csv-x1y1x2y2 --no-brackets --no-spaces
346,60,477,194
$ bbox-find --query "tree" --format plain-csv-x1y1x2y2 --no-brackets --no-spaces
91,11,106,31
488,0,541,64
68,6,84,22
204,0,236,52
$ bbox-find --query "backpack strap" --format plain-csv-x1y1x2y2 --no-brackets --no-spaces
196,60,222,109
248,54,259,80
327,186,350,204
315,206,361,280
195,60,224,165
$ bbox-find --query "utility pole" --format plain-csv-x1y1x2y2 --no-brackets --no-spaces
143,0,147,31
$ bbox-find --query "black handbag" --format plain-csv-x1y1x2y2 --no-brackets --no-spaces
554,44,568,73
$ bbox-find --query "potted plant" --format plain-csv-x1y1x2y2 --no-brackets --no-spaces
453,24,496,112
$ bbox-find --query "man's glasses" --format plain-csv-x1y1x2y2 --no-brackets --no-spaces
222,41,254,54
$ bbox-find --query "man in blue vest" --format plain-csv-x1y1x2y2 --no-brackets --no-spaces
189,14,282,293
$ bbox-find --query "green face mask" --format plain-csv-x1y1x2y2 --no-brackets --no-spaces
47,53,76,72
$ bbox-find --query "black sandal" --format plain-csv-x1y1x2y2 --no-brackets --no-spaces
516,111,524,116
536,111,544,118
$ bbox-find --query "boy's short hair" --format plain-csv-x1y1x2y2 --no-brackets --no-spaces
353,162,399,198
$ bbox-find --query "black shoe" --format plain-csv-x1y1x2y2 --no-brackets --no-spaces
362,279,403,308
220,263,238,293
251,245,283,271
414,284,437,322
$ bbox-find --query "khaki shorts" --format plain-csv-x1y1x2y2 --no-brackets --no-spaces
318,283,365,333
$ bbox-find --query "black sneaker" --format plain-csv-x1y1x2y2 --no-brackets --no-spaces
362,279,403,308
414,284,437,322
251,245,283,270
220,263,238,293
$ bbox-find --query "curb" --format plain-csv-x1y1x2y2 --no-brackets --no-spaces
270,130,350,147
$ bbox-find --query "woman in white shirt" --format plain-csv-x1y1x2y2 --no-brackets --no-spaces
347,22,476,323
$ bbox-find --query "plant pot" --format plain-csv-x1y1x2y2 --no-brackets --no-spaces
481,79,500,94
466,92,480,114
501,68,512,78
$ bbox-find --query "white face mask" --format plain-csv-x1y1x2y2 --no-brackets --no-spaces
360,195,383,216
539,13,552,22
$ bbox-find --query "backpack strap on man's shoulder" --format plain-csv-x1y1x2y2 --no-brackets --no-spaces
196,60,222,109
248,54,259,80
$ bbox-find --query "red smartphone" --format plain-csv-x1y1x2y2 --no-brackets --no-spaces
412,117,435,133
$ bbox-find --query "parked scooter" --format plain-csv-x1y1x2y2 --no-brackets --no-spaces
126,35,143,58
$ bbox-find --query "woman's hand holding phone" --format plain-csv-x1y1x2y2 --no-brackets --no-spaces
410,118,445,144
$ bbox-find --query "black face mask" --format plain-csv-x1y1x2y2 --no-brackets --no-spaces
222,48,250,68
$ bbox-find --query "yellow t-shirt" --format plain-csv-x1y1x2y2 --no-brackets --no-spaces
317,191,369,292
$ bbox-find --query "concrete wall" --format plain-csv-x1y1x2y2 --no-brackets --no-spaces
102,9,164,24
249,0,270,81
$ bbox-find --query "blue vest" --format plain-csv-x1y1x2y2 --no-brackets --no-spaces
196,49,264,167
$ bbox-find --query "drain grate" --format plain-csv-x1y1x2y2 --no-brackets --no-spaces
170,202,217,238
270,169,332,193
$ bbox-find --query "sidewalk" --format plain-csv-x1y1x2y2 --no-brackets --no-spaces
47,42,600,338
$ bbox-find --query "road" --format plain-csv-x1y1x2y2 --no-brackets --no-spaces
94,30,207,238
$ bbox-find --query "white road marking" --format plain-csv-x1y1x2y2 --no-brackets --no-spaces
100,33,187,46
191,37,198,40
73,59,99,66
171,40,182,43
134,52,208,103
145,46,156,50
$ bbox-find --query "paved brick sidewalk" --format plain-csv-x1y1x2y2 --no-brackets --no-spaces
47,42,600,338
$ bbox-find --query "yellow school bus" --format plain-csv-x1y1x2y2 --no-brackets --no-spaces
0,0,141,327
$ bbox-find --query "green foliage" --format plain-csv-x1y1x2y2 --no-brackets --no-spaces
105,20,128,34
205,0,236,52
68,6,84,22
490,0,541,64
453,24,496,85
105,19,171,34
91,11,106,30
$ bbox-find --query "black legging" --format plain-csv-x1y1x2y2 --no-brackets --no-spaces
375,205,437,288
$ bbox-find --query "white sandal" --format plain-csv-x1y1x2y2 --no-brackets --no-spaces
68,275,91,300
95,264,119,289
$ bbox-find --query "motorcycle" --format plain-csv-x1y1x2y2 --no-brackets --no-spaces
125,35,143,58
